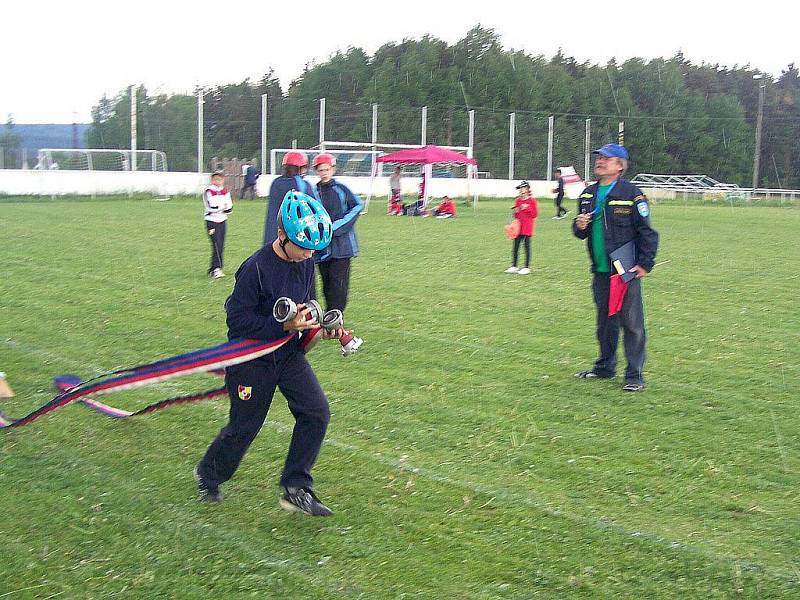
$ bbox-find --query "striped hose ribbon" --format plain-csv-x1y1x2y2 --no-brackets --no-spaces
0,335,294,429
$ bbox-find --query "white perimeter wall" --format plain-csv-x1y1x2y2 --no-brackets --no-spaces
0,170,210,196
0,170,588,200
256,175,587,202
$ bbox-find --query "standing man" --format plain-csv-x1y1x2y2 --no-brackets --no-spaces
572,144,658,391
552,168,568,219
240,160,261,199
312,153,363,313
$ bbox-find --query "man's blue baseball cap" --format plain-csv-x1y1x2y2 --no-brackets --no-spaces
592,143,629,160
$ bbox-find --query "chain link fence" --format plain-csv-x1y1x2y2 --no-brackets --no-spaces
2,91,781,192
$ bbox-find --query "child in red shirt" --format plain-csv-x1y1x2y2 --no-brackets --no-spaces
505,181,539,275
432,196,456,218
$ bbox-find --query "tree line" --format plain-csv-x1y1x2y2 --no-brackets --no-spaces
85,26,800,188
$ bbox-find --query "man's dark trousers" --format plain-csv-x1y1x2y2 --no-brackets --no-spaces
591,272,646,385
198,350,330,490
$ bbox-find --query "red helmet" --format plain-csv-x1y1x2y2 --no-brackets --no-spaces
313,153,336,168
282,151,308,167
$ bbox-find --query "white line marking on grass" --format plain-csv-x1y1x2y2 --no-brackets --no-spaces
769,411,790,474
262,419,797,583
0,584,49,598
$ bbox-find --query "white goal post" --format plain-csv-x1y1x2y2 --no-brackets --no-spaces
270,148,383,177
36,149,168,172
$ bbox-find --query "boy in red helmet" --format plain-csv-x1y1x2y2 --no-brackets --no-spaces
312,153,363,314
262,151,321,246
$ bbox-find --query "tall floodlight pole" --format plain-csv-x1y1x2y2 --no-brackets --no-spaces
371,103,378,149
584,118,591,181
508,112,516,180
421,106,427,145
468,109,476,209
371,103,378,177
467,109,475,174
130,86,137,172
752,76,766,189
319,98,326,150
261,94,268,175
197,89,204,174
546,115,554,180
468,110,475,158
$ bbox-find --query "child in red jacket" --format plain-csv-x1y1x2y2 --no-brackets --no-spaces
505,181,539,275
432,196,456,218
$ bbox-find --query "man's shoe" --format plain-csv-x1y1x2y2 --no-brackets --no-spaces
518,267,531,275
280,487,333,516
194,465,223,502
575,370,613,379
504,266,519,273
623,383,645,392
210,268,225,279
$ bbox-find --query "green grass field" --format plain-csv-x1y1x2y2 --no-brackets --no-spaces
1,195,798,599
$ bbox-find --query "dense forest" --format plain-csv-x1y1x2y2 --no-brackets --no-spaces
84,26,800,187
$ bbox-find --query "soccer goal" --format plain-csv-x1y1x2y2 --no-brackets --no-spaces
36,149,168,171
270,148,381,177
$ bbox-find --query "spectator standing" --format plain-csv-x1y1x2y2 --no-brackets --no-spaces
504,181,539,275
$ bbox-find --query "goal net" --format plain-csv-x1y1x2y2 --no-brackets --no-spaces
36,149,168,171
270,148,471,179
270,149,380,177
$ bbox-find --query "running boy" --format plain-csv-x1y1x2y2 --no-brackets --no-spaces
195,190,341,516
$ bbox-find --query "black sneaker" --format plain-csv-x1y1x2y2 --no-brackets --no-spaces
575,370,613,379
194,465,223,502
280,487,333,516
623,383,645,392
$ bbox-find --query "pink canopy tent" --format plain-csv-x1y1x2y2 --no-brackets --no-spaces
375,145,477,166
370,145,478,212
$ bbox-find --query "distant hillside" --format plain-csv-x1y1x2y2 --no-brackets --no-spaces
12,124,90,154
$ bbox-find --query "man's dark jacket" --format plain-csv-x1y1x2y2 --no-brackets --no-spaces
571,179,659,272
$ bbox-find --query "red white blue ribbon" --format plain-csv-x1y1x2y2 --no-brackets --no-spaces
0,335,294,429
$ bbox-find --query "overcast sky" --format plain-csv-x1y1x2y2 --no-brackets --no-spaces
3,0,797,123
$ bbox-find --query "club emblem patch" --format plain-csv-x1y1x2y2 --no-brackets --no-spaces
637,202,650,217
237,385,252,401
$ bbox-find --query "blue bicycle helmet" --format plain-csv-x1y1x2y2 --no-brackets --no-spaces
279,190,332,250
